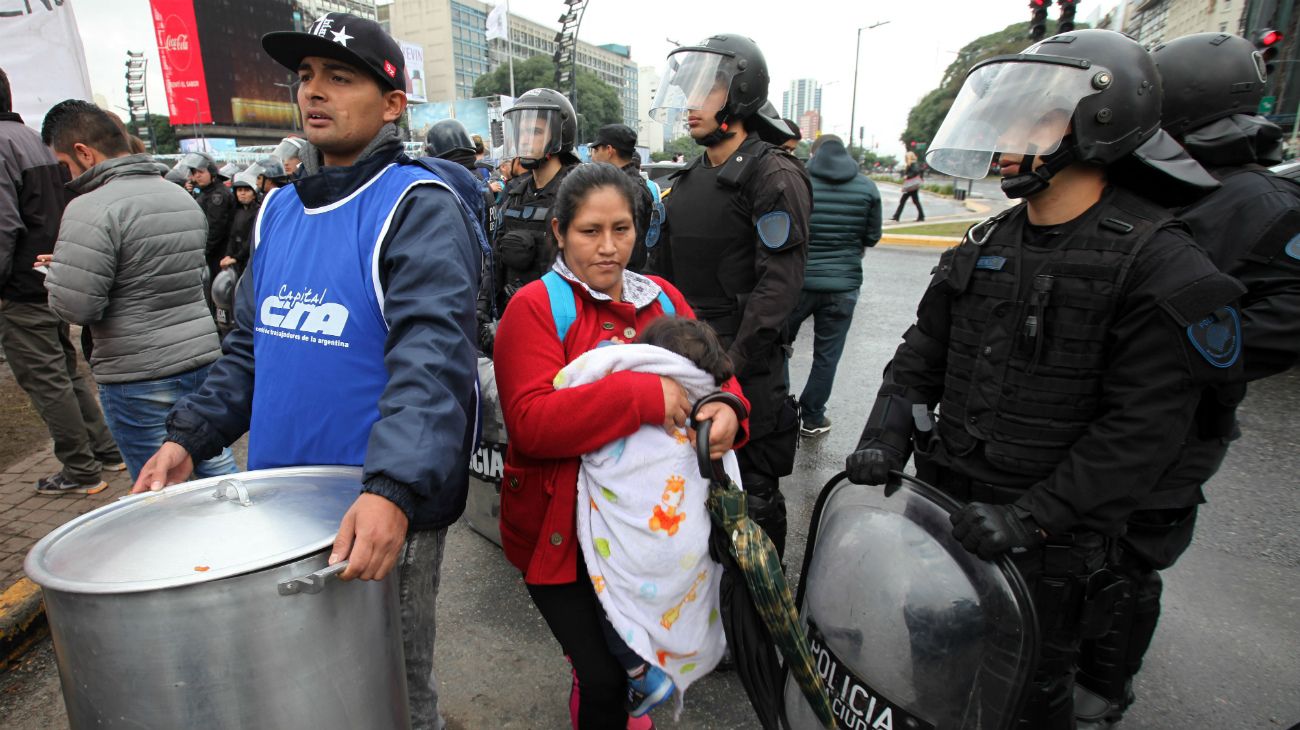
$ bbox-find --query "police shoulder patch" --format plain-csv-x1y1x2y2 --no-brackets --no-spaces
1286,233,1300,261
1186,306,1241,369
756,210,792,249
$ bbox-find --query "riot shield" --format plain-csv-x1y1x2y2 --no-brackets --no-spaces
464,357,507,546
785,472,1038,730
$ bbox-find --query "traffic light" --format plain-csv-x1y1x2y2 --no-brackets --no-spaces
1029,0,1052,42
1058,0,1077,33
1256,28,1284,76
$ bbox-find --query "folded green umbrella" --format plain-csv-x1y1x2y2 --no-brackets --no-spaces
696,412,838,730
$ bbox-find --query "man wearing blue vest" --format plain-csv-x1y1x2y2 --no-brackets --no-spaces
132,14,482,730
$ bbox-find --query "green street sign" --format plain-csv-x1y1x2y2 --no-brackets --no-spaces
1259,95,1276,115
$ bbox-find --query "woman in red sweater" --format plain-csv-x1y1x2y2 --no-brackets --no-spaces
494,163,750,728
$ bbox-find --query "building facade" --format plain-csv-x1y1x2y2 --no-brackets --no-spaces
781,78,821,124
798,110,821,141
637,64,665,153
297,0,378,24
1125,0,1246,46
388,0,639,129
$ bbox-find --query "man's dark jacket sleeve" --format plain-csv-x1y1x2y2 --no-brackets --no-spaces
360,185,480,526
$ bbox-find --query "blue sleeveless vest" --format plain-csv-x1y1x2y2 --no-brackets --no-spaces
247,163,452,469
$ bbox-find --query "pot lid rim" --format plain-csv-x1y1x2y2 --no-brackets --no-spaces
23,465,360,594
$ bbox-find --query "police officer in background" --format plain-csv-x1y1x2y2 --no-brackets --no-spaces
588,123,658,272
478,87,581,355
648,33,811,555
1073,33,1300,729
254,156,292,194
181,151,235,313
845,30,1244,728
425,117,496,241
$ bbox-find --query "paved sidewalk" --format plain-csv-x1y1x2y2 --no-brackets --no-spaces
0,447,130,592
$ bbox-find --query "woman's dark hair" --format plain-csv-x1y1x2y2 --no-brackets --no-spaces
638,317,734,386
552,162,642,236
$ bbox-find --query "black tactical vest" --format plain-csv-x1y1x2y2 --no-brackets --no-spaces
661,136,774,340
495,164,575,298
935,188,1175,479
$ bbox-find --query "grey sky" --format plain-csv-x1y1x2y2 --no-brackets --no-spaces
72,0,1100,157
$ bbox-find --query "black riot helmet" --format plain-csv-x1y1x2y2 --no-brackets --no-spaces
1153,33,1268,140
928,29,1214,197
502,88,576,168
649,33,770,135
425,118,476,158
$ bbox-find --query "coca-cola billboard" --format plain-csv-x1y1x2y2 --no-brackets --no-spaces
150,0,211,125
150,0,299,129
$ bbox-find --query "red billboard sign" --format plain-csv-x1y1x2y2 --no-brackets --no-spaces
150,0,212,125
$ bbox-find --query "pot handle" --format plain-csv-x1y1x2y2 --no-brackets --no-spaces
213,478,253,507
277,561,349,596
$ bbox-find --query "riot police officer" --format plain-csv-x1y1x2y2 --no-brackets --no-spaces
425,117,496,241
478,87,581,354
648,33,811,555
1073,32,1300,729
254,156,291,194
845,30,1243,729
181,151,234,314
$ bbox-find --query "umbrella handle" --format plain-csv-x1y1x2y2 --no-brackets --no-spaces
690,393,745,482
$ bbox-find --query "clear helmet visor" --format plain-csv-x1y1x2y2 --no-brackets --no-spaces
927,60,1106,179
179,152,213,171
649,50,738,125
502,108,560,162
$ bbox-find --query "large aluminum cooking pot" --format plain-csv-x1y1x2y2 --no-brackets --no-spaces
24,466,410,730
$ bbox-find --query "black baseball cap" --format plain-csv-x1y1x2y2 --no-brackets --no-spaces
262,13,405,93
592,124,637,155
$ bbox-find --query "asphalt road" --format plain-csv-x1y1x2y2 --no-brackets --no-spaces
3,245,1297,729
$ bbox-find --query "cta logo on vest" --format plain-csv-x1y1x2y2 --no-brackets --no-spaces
259,285,350,339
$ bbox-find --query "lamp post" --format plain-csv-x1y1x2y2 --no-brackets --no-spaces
849,20,890,162
274,79,298,131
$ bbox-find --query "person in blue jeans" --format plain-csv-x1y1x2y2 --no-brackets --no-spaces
39,100,236,481
786,134,881,436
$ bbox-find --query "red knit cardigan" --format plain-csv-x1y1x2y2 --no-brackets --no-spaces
494,273,750,585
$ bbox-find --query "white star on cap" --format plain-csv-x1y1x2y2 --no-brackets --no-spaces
330,26,353,46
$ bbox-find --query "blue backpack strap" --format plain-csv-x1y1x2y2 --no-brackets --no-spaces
656,288,675,317
542,271,577,342
644,178,664,249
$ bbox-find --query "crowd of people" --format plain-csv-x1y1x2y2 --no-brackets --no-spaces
1,9,1298,730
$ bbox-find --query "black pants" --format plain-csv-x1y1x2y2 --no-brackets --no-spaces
893,190,924,221
527,573,628,729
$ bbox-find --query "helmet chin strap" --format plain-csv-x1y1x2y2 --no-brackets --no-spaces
694,109,737,148
1000,138,1077,199
518,154,547,171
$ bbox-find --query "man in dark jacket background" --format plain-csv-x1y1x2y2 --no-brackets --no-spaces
0,67,122,494
588,123,656,272
183,150,233,309
132,15,482,730
787,134,881,436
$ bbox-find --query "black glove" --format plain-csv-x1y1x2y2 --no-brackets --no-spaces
950,503,1044,560
478,321,497,357
845,443,904,485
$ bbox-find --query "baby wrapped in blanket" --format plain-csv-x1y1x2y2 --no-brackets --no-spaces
553,317,742,713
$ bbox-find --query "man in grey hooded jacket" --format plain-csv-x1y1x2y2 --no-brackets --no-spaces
0,69,122,495
40,99,237,480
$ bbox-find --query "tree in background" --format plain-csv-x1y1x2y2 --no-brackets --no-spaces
143,113,178,154
900,21,1085,149
473,55,623,143
649,135,705,162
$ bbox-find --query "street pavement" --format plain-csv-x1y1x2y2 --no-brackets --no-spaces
2,245,1298,728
